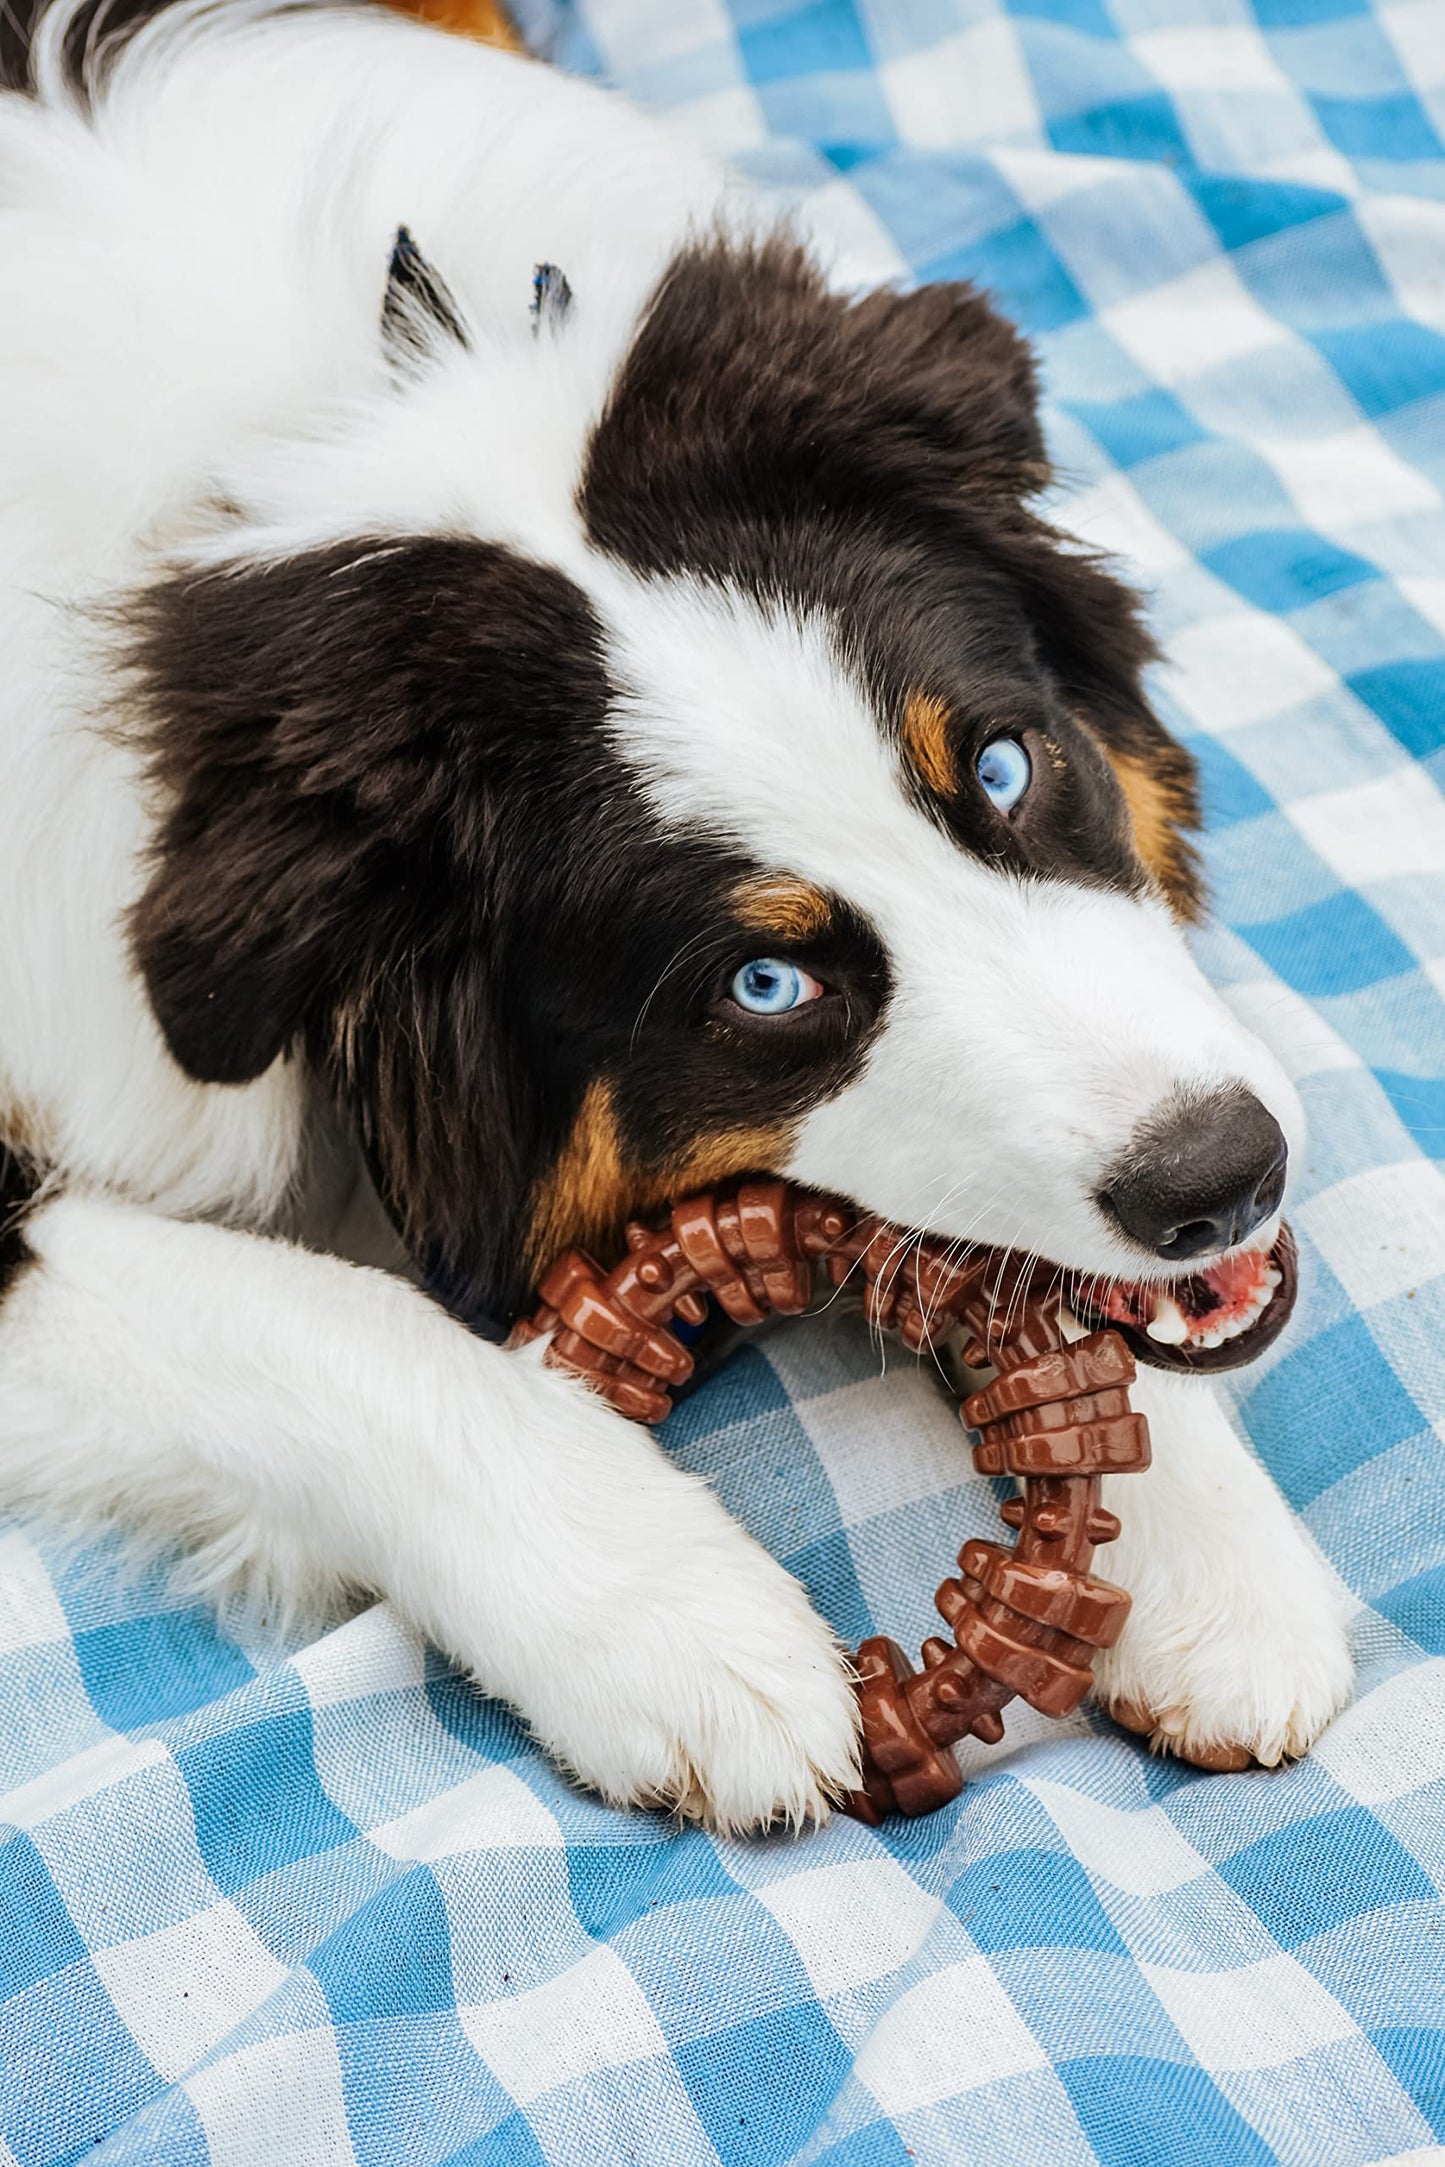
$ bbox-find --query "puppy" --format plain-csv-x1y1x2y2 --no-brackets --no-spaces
0,0,1351,1828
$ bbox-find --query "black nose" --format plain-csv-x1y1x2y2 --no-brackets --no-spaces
1100,1088,1288,1262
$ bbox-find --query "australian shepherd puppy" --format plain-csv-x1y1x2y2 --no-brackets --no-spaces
0,0,1351,1829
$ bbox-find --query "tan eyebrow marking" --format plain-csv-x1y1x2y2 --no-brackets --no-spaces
732,876,834,944
901,691,956,799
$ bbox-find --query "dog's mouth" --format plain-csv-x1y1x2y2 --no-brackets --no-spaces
1067,1224,1297,1374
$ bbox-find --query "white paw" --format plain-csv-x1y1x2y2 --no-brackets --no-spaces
522,1532,862,1833
1094,1547,1354,1771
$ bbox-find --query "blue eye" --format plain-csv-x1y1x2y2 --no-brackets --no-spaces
976,736,1031,813
729,958,823,1015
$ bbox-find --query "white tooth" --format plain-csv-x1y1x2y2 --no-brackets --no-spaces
1146,1294,1191,1345
1201,1329,1224,1348
1257,1281,1275,1307
1264,1267,1282,1287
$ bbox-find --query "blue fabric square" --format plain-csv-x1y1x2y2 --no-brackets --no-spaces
1241,890,1419,998
0,1832,89,2001
1065,385,1205,467
1374,1566,1445,1656
73,1610,255,1731
1243,1311,1428,1507
1348,661,1445,762
1050,91,1192,161
311,1866,456,2022
927,220,1088,332
1370,2027,1445,2138
1203,528,1377,612
1187,172,1342,251
1059,2056,1273,2165
1313,92,1442,160
177,1709,358,1897
1314,321,1445,419
1221,1808,1436,1944
738,0,872,81
951,1847,1127,1953
674,2004,850,2166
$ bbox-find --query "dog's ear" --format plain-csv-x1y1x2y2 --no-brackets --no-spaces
838,275,1049,499
381,226,471,376
126,537,611,1296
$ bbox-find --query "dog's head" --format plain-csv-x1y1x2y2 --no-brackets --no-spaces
127,233,1302,1362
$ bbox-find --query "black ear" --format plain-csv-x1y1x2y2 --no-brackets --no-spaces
840,276,1048,498
583,234,1050,577
126,534,614,1304
382,226,471,374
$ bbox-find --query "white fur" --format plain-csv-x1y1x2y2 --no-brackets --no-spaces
0,0,1350,1824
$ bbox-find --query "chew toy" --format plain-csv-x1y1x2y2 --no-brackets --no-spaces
512,1180,1152,1821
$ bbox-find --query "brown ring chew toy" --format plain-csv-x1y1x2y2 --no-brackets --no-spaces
511,1179,1151,1822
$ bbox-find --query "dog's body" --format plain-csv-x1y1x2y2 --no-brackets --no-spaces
0,0,1351,1826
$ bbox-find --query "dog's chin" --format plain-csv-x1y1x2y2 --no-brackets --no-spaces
1064,1223,1298,1375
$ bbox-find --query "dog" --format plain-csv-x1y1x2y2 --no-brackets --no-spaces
0,0,1352,1830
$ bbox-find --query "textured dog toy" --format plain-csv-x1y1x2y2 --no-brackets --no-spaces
511,1180,1151,1821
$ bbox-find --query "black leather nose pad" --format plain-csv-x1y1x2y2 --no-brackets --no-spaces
1100,1088,1288,1262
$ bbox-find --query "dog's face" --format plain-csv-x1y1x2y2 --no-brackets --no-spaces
128,236,1302,1357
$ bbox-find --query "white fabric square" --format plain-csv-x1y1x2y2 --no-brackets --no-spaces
0,1734,166,1832
1290,766,1445,887
665,83,770,153
855,1959,1048,2114
0,1530,71,1656
460,1945,668,2104
1298,1160,1445,1311
1359,198,1445,333
1026,1779,1208,1896
1133,24,1284,91
789,1366,974,1526
1141,1953,1357,2071
757,1857,941,1997
1258,425,1440,534
370,1764,563,1861
1103,259,1289,385
292,1602,427,1709
1380,0,1445,90
1314,1659,1445,1806
187,2028,359,2167
1164,611,1338,733
94,1901,290,2083
882,22,1041,148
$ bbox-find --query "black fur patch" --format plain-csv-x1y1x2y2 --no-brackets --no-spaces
0,1142,37,1304
582,235,1201,909
382,227,471,371
3,0,176,99
124,540,888,1317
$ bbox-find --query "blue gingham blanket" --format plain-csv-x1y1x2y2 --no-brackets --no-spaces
5,1,1445,2161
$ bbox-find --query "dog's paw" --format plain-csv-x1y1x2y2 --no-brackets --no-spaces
527,1542,862,1833
1094,1560,1354,1772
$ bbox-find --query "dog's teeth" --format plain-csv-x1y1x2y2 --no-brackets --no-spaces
1145,1293,1190,1345
1200,1329,1224,1348
1264,1267,1282,1288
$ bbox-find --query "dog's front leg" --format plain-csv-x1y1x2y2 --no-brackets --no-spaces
0,1193,859,1830
1091,1365,1354,1767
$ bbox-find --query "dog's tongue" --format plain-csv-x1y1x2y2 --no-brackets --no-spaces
1081,1246,1283,1354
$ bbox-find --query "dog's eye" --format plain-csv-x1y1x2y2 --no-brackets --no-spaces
976,737,1031,813
729,958,824,1015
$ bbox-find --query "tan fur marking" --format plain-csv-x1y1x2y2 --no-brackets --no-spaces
388,0,523,50
1107,749,1204,923
527,1080,795,1270
901,692,956,799
733,876,833,945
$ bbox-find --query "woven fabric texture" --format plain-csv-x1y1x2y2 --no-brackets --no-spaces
4,0,1445,2161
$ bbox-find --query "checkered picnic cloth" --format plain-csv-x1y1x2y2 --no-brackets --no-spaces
4,1,1445,2161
